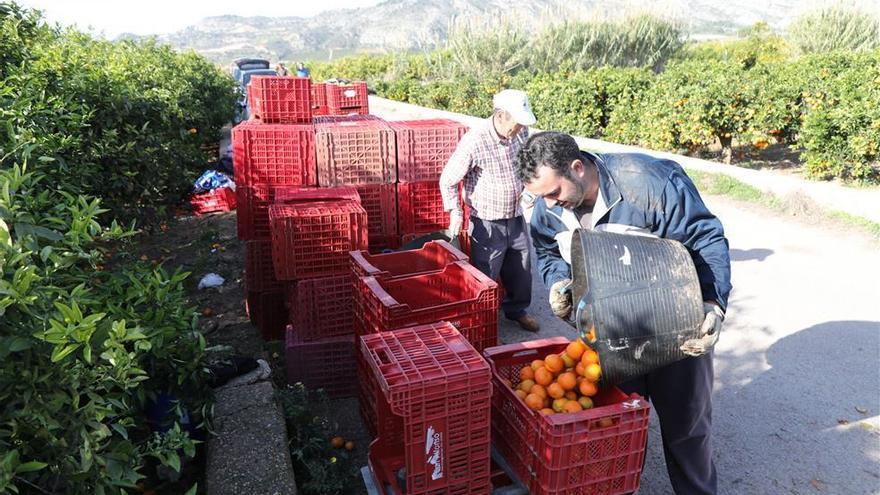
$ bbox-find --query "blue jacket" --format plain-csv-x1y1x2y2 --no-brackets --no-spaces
530,152,732,310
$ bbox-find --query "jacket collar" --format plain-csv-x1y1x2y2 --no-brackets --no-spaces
584,151,622,224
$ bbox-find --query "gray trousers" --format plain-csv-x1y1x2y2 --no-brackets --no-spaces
467,215,532,319
618,352,717,495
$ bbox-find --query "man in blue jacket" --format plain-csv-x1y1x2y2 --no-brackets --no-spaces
516,131,731,495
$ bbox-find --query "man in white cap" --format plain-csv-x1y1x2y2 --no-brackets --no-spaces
439,89,540,333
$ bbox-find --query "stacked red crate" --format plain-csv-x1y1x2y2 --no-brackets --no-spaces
325,81,369,115
248,76,311,123
310,81,328,117
190,187,236,215
359,322,492,494
315,117,396,186
285,325,355,398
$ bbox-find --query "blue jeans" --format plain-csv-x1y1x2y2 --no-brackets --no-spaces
468,215,532,319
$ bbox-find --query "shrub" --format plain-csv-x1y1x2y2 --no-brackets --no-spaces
788,7,880,54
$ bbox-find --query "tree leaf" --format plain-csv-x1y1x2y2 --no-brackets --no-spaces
15,461,48,473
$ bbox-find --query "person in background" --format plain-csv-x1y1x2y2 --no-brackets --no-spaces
439,89,541,333
275,63,289,76
295,62,309,78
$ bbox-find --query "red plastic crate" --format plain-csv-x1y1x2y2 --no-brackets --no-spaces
484,338,651,495
325,81,369,114
245,241,283,292
397,180,449,236
190,187,236,215
269,200,368,280
273,185,360,204
315,118,396,186
390,119,469,182
285,326,355,398
285,273,353,342
360,322,492,495
355,183,397,242
312,114,380,125
367,235,400,253
248,76,312,124
355,261,499,352
237,185,280,240
231,121,316,187
310,81,328,116
350,240,468,281
245,290,287,341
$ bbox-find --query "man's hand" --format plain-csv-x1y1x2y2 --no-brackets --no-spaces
681,302,724,357
549,278,573,319
447,209,463,238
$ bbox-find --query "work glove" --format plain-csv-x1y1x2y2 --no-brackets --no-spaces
549,278,573,319
680,302,724,357
447,209,463,239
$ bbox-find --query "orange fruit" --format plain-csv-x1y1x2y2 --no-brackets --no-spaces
584,363,601,382
530,359,545,372
525,393,544,411
566,340,586,361
575,362,586,377
518,379,536,393
330,436,344,448
540,408,554,416
560,353,576,369
564,400,584,413
515,389,528,400
557,372,577,391
578,397,594,410
585,326,597,343
544,354,564,374
534,367,553,386
565,390,577,400
578,379,598,397
552,398,569,413
530,384,548,398
581,349,600,366
547,382,565,399
202,307,214,317
598,418,614,428
345,441,355,451
520,366,535,381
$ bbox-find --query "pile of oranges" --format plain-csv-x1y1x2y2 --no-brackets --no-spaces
505,339,602,415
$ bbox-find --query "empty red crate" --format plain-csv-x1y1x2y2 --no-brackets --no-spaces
286,325,355,398
350,240,468,281
315,118,396,186
237,185,280,240
360,322,492,495
285,274,353,342
390,119,469,182
484,338,651,495
190,187,236,215
325,81,369,114
310,81,328,116
231,121,316,187
355,261,499,352
355,183,397,241
248,76,312,124
245,241,283,292
245,290,287,341
397,181,449,236
273,185,360,204
269,200,368,280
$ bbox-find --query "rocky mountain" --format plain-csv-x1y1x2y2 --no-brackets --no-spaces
129,0,865,64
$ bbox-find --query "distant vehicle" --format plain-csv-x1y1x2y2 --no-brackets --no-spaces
230,58,270,81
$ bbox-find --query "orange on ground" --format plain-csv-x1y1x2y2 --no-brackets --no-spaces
530,384,548,399
331,436,344,448
530,359,545,372
579,379,598,397
552,398,569,413
518,379,536,393
544,354,564,374
525,393,544,410
557,372,577,391
547,382,565,399
520,366,535,382
578,397,594,410
345,441,355,451
534,367,553,386
566,340,586,361
584,363,601,382
564,400,584,413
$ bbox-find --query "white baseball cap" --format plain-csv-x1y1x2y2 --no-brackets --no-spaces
493,89,537,126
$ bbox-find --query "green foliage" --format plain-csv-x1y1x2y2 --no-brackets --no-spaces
0,8,237,225
277,384,358,495
446,18,527,80
788,7,880,54
681,22,791,69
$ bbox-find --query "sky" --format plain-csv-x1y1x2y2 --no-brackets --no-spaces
19,0,382,38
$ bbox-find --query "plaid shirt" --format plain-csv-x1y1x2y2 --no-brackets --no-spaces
439,118,528,220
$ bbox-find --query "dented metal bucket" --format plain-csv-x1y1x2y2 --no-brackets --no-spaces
570,229,704,386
